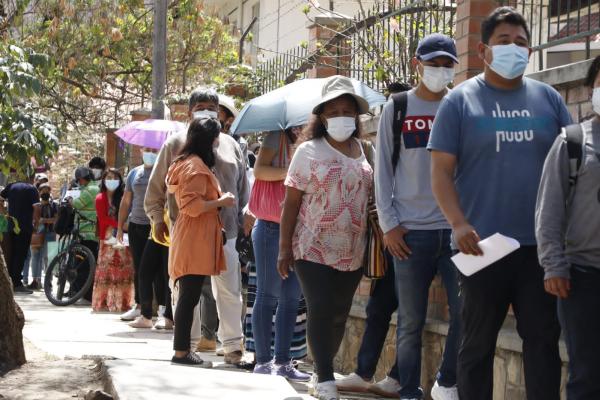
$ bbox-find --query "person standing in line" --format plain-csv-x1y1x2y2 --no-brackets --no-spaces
278,75,373,400
167,117,235,367
117,147,172,329
27,182,57,291
428,7,571,400
336,82,411,397
250,127,310,381
535,55,600,400
88,156,107,183
145,87,249,365
0,173,40,294
372,34,461,400
92,168,135,312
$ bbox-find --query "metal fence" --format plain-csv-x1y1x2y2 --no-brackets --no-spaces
501,0,600,70
255,0,600,94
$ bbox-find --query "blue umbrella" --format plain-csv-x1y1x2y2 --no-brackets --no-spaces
230,77,387,135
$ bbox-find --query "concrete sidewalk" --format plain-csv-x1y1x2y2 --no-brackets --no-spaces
16,292,389,400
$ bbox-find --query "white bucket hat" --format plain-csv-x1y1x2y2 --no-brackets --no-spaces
312,75,370,115
218,94,239,118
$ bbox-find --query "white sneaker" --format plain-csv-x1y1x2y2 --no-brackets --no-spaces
368,376,401,398
336,372,371,392
120,305,141,321
310,377,339,400
128,316,153,328
431,381,459,400
153,316,174,330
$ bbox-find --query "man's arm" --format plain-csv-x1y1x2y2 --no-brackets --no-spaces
535,133,571,298
430,151,482,255
117,191,132,242
236,144,250,229
144,140,174,242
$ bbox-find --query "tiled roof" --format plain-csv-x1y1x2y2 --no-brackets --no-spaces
550,12,600,43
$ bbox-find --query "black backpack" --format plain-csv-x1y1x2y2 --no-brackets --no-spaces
54,201,75,235
390,91,409,175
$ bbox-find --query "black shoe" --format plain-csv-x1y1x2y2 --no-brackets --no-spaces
27,281,41,291
171,352,213,368
14,285,34,294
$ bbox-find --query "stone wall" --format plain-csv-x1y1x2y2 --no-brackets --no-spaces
335,59,594,399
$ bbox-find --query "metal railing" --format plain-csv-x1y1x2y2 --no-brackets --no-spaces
501,0,600,70
254,0,600,94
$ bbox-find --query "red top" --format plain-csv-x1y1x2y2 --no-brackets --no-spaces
95,192,118,240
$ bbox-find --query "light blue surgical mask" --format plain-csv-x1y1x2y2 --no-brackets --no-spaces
142,152,157,166
486,44,529,80
193,110,218,120
104,179,120,192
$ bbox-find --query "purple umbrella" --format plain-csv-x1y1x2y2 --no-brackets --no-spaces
115,119,186,149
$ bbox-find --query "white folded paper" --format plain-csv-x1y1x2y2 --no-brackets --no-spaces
64,189,81,199
451,233,520,276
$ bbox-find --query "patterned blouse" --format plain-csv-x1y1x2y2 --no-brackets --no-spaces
285,137,373,271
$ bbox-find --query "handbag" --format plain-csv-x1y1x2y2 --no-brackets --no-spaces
30,231,45,249
361,140,388,279
248,133,289,223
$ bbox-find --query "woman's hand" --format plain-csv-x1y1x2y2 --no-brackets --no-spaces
277,245,294,279
116,228,124,243
218,192,236,208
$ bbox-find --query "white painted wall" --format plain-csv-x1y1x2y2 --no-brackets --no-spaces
206,0,380,64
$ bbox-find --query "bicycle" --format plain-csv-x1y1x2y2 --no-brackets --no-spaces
44,207,97,306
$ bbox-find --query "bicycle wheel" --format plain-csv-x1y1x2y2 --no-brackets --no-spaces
44,243,96,306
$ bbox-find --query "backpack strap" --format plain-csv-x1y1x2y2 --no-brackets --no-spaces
564,123,585,188
391,91,408,176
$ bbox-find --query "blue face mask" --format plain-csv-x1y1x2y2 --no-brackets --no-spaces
104,179,120,192
143,152,157,166
486,44,529,80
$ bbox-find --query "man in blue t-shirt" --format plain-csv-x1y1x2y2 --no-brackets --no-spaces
1,175,40,294
428,7,571,400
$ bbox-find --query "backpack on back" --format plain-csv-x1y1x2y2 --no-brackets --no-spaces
54,201,75,235
391,91,409,175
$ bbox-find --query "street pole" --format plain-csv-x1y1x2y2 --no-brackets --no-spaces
151,0,167,119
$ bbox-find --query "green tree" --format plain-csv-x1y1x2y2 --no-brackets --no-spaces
0,42,58,375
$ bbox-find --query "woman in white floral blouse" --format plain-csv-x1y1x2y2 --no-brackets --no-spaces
278,75,373,400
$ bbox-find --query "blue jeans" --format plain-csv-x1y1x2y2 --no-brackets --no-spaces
393,229,460,399
251,219,302,364
29,231,56,279
558,265,600,400
356,252,399,380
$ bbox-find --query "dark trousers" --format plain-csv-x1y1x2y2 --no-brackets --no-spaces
558,265,600,400
139,238,172,320
198,278,218,340
128,222,151,305
458,246,561,400
174,274,206,351
295,260,363,383
356,253,399,380
8,230,32,288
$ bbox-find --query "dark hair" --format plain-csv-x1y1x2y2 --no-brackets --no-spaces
585,55,600,88
220,105,234,120
178,118,221,168
298,95,362,144
88,156,106,170
481,7,530,45
100,168,124,216
387,82,412,95
189,87,219,111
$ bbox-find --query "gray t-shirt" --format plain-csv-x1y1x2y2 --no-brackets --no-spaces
262,131,292,168
428,75,572,245
375,89,449,233
536,118,600,278
126,165,151,225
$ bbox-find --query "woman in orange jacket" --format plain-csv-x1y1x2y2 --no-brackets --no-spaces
166,117,236,367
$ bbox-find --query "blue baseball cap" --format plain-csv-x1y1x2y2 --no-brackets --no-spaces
416,33,458,63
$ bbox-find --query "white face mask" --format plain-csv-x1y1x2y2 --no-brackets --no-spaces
486,44,529,80
326,117,356,142
193,110,218,120
592,88,600,115
91,168,103,180
421,65,455,93
104,179,120,192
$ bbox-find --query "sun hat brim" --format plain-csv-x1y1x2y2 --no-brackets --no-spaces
312,89,370,115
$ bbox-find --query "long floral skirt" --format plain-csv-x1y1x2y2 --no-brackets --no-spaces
92,242,135,312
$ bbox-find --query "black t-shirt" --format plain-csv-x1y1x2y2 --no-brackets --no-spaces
1,182,39,233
